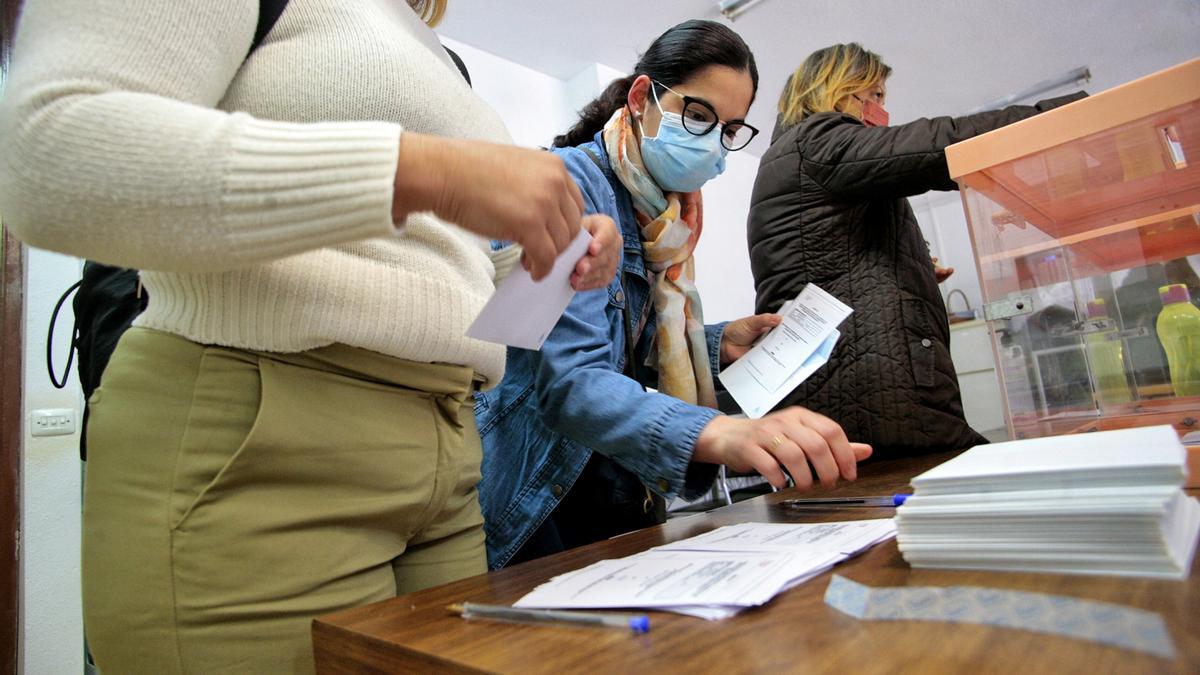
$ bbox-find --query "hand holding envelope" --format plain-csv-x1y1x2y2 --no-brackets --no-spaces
466,230,594,350
466,212,620,351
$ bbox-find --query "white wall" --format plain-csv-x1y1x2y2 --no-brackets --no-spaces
4,51,84,675
4,49,85,674
22,249,85,675
440,36,573,149
563,62,625,120
691,151,761,322
910,191,985,316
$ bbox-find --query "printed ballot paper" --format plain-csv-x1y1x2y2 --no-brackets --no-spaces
515,519,896,620
655,520,897,556
466,230,593,351
719,284,851,418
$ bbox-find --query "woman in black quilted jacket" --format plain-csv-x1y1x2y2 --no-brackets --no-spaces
746,43,1083,456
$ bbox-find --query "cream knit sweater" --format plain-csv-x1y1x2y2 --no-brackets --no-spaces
0,0,511,384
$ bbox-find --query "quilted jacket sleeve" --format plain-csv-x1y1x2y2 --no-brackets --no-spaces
802,92,1086,201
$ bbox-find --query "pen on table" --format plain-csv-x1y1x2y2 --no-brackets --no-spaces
781,494,911,508
447,602,650,634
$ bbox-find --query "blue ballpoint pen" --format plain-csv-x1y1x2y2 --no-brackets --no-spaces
781,494,911,507
448,602,650,634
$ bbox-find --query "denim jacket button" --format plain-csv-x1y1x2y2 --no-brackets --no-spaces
551,484,565,498
656,478,669,493
920,338,932,348
615,290,625,303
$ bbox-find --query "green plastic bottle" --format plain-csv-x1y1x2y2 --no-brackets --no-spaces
1084,299,1132,405
1156,284,1200,397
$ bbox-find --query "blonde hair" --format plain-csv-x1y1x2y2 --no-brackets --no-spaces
778,43,891,127
408,0,447,27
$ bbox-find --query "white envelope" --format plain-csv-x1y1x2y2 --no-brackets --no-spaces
466,230,592,351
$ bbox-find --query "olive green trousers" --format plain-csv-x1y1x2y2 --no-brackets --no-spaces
83,328,486,674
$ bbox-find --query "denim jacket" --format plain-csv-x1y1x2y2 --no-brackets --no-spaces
476,134,726,569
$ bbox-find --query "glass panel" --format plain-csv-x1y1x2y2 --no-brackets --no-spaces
957,92,1200,439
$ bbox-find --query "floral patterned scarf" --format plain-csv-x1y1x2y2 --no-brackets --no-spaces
602,107,716,408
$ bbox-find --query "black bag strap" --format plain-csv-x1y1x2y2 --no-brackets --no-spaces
443,46,471,87
46,280,82,389
250,0,289,56
580,147,604,174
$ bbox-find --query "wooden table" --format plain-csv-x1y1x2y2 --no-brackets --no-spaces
313,451,1200,674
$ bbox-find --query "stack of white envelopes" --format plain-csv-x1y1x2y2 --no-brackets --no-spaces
896,425,1200,579
515,519,896,620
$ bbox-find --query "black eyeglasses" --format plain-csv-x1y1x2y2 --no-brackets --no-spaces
653,81,759,151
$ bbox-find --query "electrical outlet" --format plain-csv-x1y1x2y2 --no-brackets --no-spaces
30,408,77,437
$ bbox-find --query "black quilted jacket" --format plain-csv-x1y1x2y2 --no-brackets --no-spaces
747,93,1084,456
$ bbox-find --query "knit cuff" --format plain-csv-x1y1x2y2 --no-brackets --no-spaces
221,114,402,263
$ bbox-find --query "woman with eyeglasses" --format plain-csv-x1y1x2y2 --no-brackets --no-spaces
747,43,1084,456
477,20,873,570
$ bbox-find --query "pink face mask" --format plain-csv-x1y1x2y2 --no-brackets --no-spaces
855,96,890,127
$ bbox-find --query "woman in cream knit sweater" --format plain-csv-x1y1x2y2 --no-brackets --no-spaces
0,0,618,671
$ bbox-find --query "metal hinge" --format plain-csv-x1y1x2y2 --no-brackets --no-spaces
1050,319,1151,339
984,295,1034,321
1049,317,1116,337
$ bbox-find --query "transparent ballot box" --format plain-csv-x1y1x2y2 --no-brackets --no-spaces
946,59,1200,440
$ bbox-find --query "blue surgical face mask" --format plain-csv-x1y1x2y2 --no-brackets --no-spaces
639,88,728,193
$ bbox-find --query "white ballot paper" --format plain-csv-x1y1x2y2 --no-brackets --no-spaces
466,230,592,351
652,519,896,619
514,549,840,611
666,561,840,620
655,519,897,556
719,283,851,418
513,519,896,620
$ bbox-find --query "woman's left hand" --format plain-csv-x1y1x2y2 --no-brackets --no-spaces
932,256,955,283
570,214,622,291
720,313,782,365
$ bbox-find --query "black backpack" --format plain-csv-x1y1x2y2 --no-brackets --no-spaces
47,0,291,460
